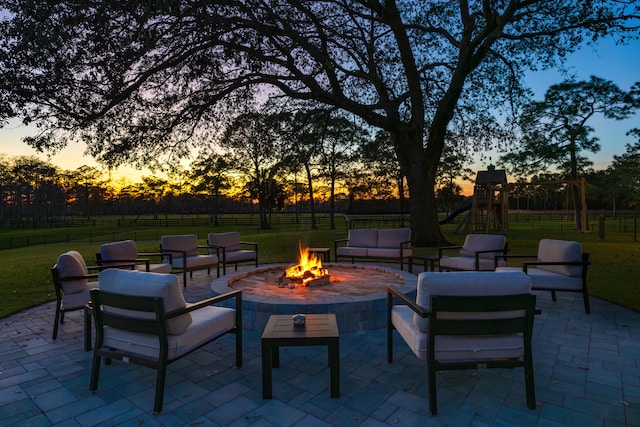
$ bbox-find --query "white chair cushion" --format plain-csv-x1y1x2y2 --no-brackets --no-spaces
336,246,368,257
223,250,256,263
146,263,173,274
413,271,532,333
496,266,583,291
459,234,506,259
367,248,413,258
56,251,89,294
392,305,526,362
347,229,378,247
537,239,583,277
171,254,218,269
98,269,192,335
99,240,138,264
161,235,199,258
62,287,96,310
377,229,411,248
208,232,241,252
103,305,235,360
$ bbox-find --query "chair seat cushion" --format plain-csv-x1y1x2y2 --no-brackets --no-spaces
439,256,496,271
103,306,236,360
336,246,368,257
63,286,97,310
392,306,525,362
223,250,256,263
496,267,583,291
172,254,218,269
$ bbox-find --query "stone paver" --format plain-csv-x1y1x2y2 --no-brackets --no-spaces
0,266,639,426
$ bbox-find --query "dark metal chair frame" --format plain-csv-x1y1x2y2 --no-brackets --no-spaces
160,244,220,287
387,286,537,415
89,289,242,414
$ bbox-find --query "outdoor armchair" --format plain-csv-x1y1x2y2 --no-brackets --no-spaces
97,239,172,274
89,269,242,414
207,232,258,275
495,238,591,314
160,234,219,286
387,271,536,415
438,233,507,271
51,250,134,349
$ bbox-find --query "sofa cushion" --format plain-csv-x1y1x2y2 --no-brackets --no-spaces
537,239,583,277
56,251,90,294
413,271,531,333
347,229,378,248
171,254,218,269
367,247,413,258
98,269,192,335
223,250,256,263
459,234,506,259
161,235,199,258
336,246,368,257
208,232,241,252
377,228,411,248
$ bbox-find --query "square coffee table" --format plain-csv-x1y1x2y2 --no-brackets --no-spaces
261,313,340,399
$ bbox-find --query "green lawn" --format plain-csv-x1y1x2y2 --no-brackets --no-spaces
1,220,638,319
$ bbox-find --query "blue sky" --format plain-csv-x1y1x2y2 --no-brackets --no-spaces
0,36,638,180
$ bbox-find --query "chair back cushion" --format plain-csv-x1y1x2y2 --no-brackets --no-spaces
459,234,506,259
537,239,583,277
56,251,89,294
100,240,137,264
377,228,411,248
347,229,378,247
161,235,199,258
414,271,531,332
98,269,192,335
208,232,241,252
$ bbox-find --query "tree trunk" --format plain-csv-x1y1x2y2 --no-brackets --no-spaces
391,127,447,247
304,162,318,229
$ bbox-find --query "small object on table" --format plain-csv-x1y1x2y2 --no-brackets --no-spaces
292,313,306,326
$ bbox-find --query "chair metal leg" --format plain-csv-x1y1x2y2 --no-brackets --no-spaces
428,363,437,415
52,302,62,340
154,366,167,414
89,354,101,392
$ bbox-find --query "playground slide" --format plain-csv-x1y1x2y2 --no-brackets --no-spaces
439,201,472,225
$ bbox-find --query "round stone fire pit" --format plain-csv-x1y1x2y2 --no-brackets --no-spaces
210,263,417,332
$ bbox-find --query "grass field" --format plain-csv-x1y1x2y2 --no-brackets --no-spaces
1,216,638,318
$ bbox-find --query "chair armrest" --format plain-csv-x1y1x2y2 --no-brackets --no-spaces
400,240,412,249
240,241,258,250
89,263,136,271
160,248,185,261
138,252,168,263
166,290,242,318
438,245,462,258
202,244,222,258
387,286,429,318
494,253,536,268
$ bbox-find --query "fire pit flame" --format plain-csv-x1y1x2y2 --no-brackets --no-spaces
280,245,330,288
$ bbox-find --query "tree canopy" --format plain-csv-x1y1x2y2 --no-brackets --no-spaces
1,0,638,244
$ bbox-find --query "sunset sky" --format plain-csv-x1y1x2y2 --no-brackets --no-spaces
1,36,638,184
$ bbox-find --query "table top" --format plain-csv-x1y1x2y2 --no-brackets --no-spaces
262,314,339,340
308,247,330,252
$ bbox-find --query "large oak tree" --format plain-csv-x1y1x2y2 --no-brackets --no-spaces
1,1,638,245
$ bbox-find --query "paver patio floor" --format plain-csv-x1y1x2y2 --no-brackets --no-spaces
1,266,639,426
